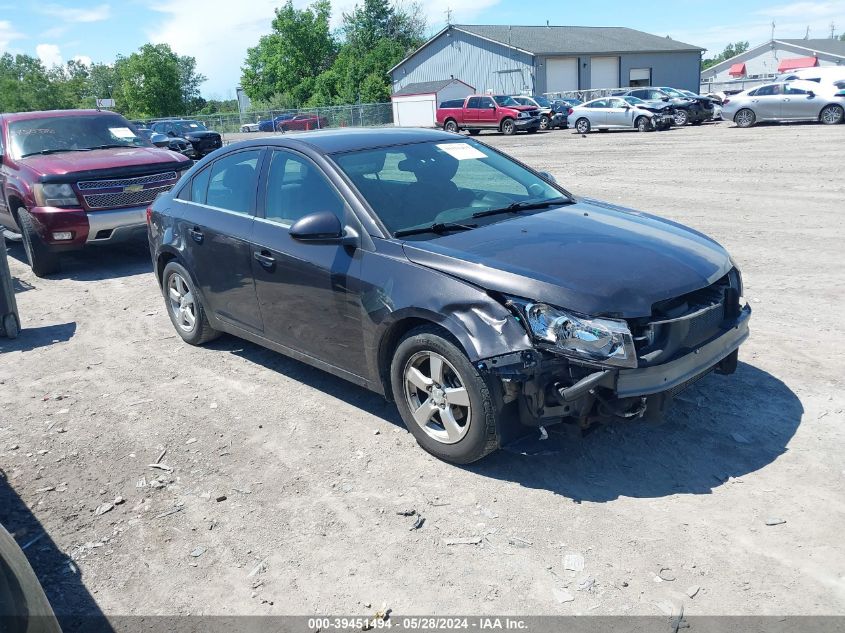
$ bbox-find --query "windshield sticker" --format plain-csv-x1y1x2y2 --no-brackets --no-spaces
436,143,487,160
109,127,136,138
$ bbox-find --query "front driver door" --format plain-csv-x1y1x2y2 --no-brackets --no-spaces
781,84,817,119
250,149,365,373
176,148,265,333
605,98,635,128
476,96,499,127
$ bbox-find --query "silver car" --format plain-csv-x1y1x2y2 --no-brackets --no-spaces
569,97,668,133
721,80,845,127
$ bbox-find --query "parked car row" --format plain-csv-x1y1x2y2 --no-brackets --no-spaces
241,113,328,133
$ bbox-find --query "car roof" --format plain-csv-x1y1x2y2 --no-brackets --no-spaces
227,127,460,154
0,109,122,121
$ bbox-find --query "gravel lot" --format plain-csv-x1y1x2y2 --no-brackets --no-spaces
2,121,844,623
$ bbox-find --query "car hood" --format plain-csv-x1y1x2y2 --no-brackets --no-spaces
401,199,732,318
19,147,189,177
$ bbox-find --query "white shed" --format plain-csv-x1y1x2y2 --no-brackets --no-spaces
391,79,475,128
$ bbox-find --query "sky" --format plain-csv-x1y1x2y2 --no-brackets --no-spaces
1,0,844,98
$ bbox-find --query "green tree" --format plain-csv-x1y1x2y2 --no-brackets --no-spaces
240,0,337,103
702,41,750,70
0,54,63,112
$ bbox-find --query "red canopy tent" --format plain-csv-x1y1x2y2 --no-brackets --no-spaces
728,63,746,77
777,56,819,72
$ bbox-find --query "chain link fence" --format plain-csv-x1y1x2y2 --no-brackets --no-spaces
138,102,394,135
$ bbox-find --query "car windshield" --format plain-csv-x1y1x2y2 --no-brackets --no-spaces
660,87,685,97
333,139,571,238
533,96,551,107
175,121,207,133
8,114,150,158
493,95,520,107
624,96,646,105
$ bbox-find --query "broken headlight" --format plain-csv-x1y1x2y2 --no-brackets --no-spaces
522,303,637,368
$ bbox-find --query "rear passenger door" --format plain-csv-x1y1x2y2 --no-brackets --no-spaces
176,148,265,333
748,84,782,119
586,99,609,126
250,149,365,373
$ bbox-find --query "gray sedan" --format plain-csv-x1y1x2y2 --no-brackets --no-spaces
721,80,845,127
569,97,669,133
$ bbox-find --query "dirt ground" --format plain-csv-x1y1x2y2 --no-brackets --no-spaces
2,121,844,623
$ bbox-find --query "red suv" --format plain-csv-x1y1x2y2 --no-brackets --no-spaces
0,109,192,276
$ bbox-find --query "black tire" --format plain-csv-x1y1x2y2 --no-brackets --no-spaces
17,207,60,277
500,118,516,135
2,313,19,339
539,114,550,130
673,109,689,126
443,119,459,133
575,118,591,134
734,108,756,128
636,116,650,132
468,129,480,136
161,261,220,346
819,104,844,125
390,326,502,464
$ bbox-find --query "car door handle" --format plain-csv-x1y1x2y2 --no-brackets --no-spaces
253,250,275,268
189,226,203,244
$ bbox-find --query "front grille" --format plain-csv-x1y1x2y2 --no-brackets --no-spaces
78,171,177,190
82,185,173,209
77,171,178,210
667,366,715,398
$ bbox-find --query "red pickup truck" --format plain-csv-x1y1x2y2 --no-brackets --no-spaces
0,109,192,276
436,95,541,136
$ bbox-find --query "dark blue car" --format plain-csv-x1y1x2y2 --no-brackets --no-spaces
147,128,750,464
257,114,295,132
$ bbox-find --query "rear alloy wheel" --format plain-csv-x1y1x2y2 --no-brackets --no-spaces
16,207,60,278
539,115,550,130
500,118,516,135
391,327,502,464
734,108,756,128
636,116,651,132
575,118,591,134
444,119,459,133
162,261,220,346
673,109,689,126
820,104,844,125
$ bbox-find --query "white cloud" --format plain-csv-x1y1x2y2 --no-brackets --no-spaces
0,19,24,54
37,3,111,23
672,2,845,56
36,43,63,68
147,0,500,97
72,54,93,66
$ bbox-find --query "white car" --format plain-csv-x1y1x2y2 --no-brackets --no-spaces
568,97,669,133
240,122,260,133
721,80,845,127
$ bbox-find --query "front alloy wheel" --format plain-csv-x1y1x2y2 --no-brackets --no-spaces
403,351,471,444
390,326,503,463
539,115,550,130
501,118,516,135
673,109,689,126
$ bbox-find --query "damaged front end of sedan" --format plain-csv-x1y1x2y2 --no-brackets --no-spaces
476,268,750,433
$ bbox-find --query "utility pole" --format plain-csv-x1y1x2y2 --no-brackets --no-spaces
445,7,452,25
771,21,776,42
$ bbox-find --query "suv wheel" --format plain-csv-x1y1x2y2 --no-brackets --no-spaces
673,109,689,126
162,261,220,345
17,208,60,278
500,118,516,135
390,326,502,464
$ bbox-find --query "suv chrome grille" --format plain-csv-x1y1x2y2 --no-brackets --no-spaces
77,171,178,209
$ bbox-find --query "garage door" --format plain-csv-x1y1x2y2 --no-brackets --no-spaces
392,95,436,127
590,56,619,89
545,57,578,93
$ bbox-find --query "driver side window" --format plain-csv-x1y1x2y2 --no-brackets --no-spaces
264,150,345,226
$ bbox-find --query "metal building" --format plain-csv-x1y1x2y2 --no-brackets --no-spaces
700,39,845,94
390,24,703,98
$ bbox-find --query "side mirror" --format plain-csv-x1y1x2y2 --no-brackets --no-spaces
808,91,815,98
149,133,170,148
290,211,345,243
538,171,557,184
